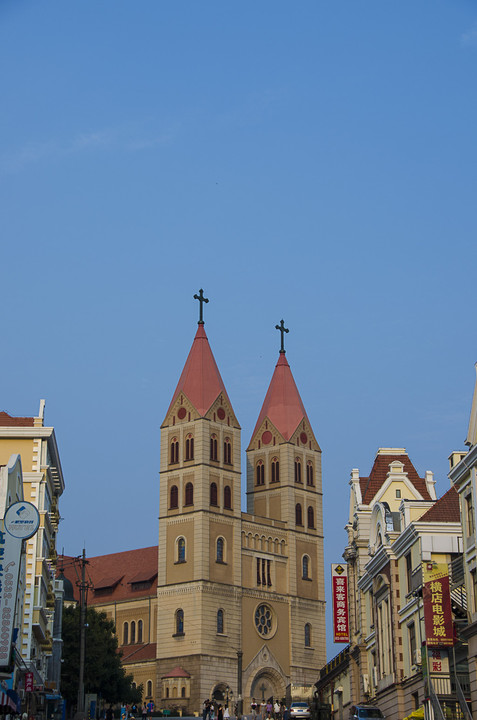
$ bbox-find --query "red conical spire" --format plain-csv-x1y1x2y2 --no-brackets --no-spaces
166,324,232,418
251,352,311,442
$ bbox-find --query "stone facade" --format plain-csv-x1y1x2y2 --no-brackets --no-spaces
62,314,326,714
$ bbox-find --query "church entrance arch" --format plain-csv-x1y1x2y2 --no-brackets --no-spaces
249,668,286,705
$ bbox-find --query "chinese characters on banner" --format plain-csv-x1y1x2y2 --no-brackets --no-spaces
332,563,349,643
25,673,34,693
422,562,454,648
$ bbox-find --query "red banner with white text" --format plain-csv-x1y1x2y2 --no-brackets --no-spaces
332,563,349,643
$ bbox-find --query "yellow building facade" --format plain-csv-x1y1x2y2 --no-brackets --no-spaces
0,404,65,701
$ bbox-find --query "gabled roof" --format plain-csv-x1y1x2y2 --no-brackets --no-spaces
0,411,34,427
121,643,157,663
419,485,460,523
165,324,232,418
251,352,312,442
360,451,432,505
58,547,158,604
162,666,191,679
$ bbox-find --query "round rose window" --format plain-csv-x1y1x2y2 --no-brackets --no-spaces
254,604,273,636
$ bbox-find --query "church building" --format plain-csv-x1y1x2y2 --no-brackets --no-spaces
62,293,326,712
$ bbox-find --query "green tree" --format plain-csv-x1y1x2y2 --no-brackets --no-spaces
61,605,143,710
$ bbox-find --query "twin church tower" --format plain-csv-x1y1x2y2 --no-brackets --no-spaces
63,291,326,710
156,291,326,707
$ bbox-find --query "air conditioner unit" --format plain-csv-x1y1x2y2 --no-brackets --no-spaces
362,674,369,694
413,648,421,666
371,667,378,686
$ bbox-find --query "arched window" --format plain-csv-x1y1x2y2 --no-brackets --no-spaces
185,482,193,506
307,506,315,529
306,462,314,486
305,623,311,647
224,438,232,464
210,434,218,461
302,554,310,579
256,461,265,486
271,458,280,483
175,609,184,635
170,485,178,509
185,434,194,461
130,620,136,644
224,485,232,509
294,458,302,483
181,687,186,698
138,619,143,643
166,688,169,698
217,609,224,634
170,438,179,464
177,537,186,563
216,537,225,563
123,622,129,645
296,503,303,526
172,687,177,698
210,482,218,506
147,680,153,698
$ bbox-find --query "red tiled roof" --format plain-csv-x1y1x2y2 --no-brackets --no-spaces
251,352,312,442
359,452,433,505
419,485,461,523
58,547,158,604
0,411,34,427
162,666,191,679
166,324,233,418
121,643,157,664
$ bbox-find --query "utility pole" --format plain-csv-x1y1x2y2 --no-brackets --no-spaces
237,650,243,720
76,549,89,718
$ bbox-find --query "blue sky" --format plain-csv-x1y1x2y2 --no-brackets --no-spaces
1,1,477,658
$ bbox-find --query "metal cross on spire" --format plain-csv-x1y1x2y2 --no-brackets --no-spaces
275,319,289,354
193,288,209,325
